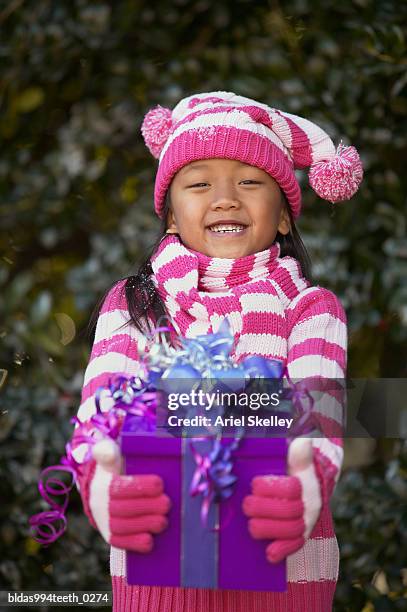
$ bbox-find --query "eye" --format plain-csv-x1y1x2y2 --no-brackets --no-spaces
186,180,262,188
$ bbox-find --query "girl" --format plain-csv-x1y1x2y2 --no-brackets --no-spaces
72,91,362,611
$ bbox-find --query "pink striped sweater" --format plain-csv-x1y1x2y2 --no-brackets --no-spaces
74,234,347,611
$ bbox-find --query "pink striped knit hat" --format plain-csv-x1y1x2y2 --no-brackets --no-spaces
141,90,363,219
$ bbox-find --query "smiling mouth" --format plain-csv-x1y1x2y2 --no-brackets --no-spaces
207,223,247,234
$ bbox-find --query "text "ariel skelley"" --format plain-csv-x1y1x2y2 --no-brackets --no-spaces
167,414,294,429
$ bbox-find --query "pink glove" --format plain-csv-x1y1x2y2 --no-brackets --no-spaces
242,438,322,563
80,439,171,553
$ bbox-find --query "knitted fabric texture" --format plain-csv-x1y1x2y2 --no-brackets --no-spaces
141,90,363,219
73,234,347,612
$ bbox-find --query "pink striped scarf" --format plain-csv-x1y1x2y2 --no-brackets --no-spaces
150,234,310,365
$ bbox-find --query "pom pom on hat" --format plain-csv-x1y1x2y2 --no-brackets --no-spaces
308,142,363,203
141,104,172,159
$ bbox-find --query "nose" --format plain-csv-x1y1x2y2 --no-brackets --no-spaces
210,184,241,211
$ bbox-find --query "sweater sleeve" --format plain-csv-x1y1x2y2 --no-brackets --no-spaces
71,279,146,527
286,286,347,506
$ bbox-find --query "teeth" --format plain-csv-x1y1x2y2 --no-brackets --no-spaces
209,224,245,233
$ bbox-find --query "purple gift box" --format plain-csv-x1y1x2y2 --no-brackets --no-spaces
121,414,287,591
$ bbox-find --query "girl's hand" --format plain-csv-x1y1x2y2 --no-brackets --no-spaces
242,438,321,563
90,439,171,553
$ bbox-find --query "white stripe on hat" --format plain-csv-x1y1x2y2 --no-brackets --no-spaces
159,108,291,162
172,90,277,121
268,110,293,152
279,110,336,164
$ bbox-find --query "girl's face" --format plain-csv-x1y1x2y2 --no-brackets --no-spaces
166,158,290,258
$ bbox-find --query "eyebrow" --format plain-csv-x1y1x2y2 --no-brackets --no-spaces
180,161,249,175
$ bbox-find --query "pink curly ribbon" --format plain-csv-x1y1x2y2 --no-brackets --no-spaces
28,464,76,544
29,374,160,545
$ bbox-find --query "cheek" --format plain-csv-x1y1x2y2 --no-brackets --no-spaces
253,201,281,227
176,212,197,232
174,199,204,228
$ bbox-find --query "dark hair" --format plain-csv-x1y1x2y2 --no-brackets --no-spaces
86,191,313,343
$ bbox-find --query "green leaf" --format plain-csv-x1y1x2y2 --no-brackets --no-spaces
15,88,45,113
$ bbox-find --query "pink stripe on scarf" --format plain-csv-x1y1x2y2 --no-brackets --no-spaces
226,254,256,286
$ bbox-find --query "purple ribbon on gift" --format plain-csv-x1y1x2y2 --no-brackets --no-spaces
189,434,243,529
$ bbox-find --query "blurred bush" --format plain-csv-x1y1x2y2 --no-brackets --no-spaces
334,440,407,610
0,0,406,609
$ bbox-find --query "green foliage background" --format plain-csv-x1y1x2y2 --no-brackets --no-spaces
0,1,406,610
